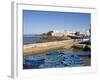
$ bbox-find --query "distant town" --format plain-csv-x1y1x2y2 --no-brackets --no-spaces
42,28,91,39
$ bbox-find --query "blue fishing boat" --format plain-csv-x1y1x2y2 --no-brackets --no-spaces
23,51,88,69
39,63,57,68
76,51,90,57
63,51,90,57
24,56,45,68
62,58,85,67
47,51,64,56
39,61,64,68
62,53,85,67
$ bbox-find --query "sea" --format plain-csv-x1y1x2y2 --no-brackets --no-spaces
23,35,42,45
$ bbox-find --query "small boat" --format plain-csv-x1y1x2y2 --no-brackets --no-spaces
47,51,64,56
45,55,63,64
23,51,87,68
80,38,91,45
62,58,85,67
39,62,64,68
62,53,85,67
24,56,45,68
76,51,90,57
39,63,57,68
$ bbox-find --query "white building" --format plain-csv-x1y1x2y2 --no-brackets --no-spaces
51,30,75,37
80,30,90,36
51,30,65,37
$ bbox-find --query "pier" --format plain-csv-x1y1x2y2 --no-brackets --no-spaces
23,39,76,56
23,39,91,56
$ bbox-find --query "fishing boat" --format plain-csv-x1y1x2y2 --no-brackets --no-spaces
80,38,91,45
62,54,85,67
47,51,64,56
24,56,45,68
23,51,87,68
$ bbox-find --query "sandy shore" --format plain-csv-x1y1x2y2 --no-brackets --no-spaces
23,39,75,56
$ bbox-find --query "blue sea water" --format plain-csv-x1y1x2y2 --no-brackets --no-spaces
23,35,42,45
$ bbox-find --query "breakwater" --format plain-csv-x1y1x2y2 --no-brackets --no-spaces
24,40,75,56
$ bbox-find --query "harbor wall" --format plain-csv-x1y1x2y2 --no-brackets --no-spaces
23,40,74,56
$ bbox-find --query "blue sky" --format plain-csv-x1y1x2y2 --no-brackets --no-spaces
23,10,91,35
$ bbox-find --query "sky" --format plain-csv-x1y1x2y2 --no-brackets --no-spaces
23,10,91,35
